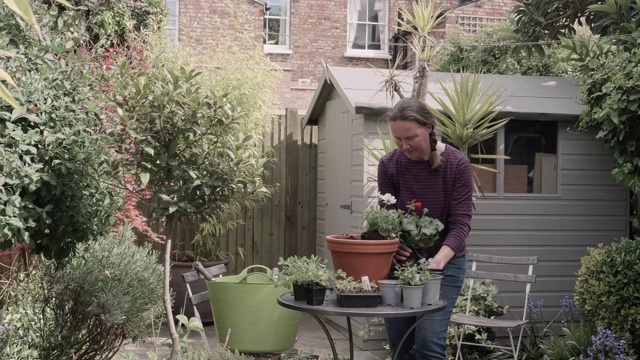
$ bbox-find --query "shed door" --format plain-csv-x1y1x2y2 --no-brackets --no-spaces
325,99,352,235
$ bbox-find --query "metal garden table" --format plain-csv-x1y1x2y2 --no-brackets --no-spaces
277,292,447,360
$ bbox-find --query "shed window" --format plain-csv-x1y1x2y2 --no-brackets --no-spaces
470,120,558,195
264,0,291,53
346,0,390,58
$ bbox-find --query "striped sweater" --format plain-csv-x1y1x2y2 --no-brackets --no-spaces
377,145,474,259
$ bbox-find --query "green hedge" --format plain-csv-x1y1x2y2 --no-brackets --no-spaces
575,237,640,352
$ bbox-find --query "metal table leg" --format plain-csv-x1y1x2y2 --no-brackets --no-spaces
391,315,428,360
309,313,339,360
346,317,354,360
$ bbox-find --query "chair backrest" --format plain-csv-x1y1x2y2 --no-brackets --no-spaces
181,263,229,306
463,253,538,321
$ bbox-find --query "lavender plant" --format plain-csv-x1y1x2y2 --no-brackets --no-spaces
580,326,632,360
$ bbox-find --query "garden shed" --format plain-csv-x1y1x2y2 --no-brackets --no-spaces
302,65,629,349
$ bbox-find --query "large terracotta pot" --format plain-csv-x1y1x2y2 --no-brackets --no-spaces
326,234,399,283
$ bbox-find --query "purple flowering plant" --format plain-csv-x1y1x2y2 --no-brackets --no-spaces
580,327,632,360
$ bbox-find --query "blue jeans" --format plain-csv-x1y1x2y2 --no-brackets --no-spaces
385,256,467,360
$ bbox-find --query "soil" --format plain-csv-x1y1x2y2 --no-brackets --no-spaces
359,230,386,240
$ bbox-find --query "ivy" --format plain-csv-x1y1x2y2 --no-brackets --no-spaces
577,48,640,212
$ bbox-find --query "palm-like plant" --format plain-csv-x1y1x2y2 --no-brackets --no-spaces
388,0,448,101
428,72,510,196
363,126,396,163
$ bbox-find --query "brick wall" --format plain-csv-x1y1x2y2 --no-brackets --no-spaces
176,0,516,114
178,0,264,47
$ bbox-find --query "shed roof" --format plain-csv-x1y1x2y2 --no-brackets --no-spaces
303,65,586,126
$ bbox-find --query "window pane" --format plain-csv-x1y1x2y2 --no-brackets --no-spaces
265,19,283,45
504,120,557,194
268,4,283,17
348,0,387,51
165,0,178,42
468,136,497,194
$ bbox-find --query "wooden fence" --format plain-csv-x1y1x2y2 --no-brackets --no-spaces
147,109,318,275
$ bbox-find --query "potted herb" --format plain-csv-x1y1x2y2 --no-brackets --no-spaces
276,255,332,305
395,262,431,309
326,193,443,283
416,258,444,306
333,270,381,308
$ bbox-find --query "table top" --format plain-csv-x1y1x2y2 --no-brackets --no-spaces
277,292,447,318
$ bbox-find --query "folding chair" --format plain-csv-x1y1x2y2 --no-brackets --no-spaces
181,263,229,349
450,253,537,360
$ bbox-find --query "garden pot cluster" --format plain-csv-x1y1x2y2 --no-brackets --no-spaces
277,254,443,309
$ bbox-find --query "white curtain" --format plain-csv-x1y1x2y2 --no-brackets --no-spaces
348,0,362,48
278,1,287,45
375,0,386,49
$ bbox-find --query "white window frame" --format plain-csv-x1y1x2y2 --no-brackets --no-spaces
264,0,292,54
345,0,390,59
165,0,179,42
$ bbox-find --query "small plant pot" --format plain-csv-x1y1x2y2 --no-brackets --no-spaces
378,279,402,305
336,292,381,308
292,283,306,301
422,271,444,305
306,285,327,306
402,285,424,309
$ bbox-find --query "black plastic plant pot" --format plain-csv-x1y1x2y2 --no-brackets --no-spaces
306,286,327,306
336,293,381,308
292,283,306,301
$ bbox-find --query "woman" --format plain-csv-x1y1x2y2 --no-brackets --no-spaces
378,97,474,360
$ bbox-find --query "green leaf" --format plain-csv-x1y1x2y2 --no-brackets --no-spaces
139,173,150,187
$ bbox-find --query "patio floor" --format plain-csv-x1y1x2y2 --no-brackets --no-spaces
116,312,388,360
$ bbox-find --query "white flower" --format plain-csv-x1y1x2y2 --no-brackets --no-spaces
377,193,397,205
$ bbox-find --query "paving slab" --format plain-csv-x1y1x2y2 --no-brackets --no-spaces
116,313,388,360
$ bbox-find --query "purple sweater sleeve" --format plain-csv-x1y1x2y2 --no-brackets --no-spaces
443,155,473,256
377,147,473,258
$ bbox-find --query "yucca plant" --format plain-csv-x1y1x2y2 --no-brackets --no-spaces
363,126,396,162
383,0,448,101
428,72,510,196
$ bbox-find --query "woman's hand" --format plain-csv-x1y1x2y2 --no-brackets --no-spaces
394,245,413,263
428,245,455,270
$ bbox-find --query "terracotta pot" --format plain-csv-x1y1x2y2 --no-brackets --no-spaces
326,234,399,283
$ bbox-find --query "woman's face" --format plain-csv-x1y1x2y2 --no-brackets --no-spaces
390,120,432,161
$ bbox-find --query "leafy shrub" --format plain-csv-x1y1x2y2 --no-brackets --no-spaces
446,279,505,359
435,21,581,77
2,224,164,360
0,10,120,261
575,237,640,351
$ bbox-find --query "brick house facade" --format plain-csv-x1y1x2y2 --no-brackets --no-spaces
171,0,517,114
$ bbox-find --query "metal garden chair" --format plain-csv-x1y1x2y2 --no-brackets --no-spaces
450,253,537,360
